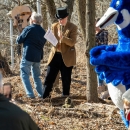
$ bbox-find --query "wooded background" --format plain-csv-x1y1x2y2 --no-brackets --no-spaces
0,1,128,130
0,0,117,64
0,0,118,102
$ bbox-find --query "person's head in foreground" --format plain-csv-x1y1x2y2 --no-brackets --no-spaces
0,72,12,100
55,7,69,26
3,83,12,100
29,12,42,25
0,72,40,130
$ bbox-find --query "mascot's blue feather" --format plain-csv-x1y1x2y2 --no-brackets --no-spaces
91,47,130,69
90,0,130,128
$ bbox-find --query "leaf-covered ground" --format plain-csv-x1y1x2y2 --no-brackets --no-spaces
3,65,127,130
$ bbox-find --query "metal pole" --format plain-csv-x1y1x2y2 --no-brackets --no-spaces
9,18,14,68
36,0,41,14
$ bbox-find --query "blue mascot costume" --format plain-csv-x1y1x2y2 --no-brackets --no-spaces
90,0,130,128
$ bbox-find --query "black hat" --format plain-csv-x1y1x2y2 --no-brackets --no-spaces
55,7,69,19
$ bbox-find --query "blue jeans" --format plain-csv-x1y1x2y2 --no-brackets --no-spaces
20,58,43,98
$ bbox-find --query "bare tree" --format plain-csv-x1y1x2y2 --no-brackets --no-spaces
42,3,48,29
76,0,86,39
44,0,57,23
76,0,98,102
0,0,115,99
60,0,75,21
86,0,98,102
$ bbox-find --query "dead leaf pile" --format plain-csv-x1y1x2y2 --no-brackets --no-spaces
3,65,127,130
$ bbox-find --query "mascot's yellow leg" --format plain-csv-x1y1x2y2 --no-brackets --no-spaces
107,83,126,110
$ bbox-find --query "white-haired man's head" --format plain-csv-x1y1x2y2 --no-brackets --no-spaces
30,12,42,25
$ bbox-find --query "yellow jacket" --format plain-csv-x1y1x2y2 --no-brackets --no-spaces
47,21,77,67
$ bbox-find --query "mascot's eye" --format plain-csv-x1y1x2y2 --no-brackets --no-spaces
115,0,120,8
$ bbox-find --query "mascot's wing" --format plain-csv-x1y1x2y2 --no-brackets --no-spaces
90,44,130,86
96,66,130,86
90,45,130,69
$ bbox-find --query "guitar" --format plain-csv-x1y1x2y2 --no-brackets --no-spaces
11,5,32,56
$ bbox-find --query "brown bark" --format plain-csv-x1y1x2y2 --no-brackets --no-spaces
76,0,86,39
86,0,98,102
41,3,48,30
44,0,57,23
61,0,75,21
76,0,98,102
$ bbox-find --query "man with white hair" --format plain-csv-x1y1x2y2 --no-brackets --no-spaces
16,12,46,99
0,72,40,130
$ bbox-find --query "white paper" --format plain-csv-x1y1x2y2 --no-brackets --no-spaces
44,28,58,46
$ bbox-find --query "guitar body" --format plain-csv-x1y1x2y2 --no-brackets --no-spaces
11,5,32,29
10,5,32,56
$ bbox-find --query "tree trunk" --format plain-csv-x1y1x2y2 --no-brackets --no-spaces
42,3,48,30
86,0,98,102
44,0,57,23
76,0,86,39
61,0,75,21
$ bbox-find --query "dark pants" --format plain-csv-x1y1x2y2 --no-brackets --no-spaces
43,52,73,98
